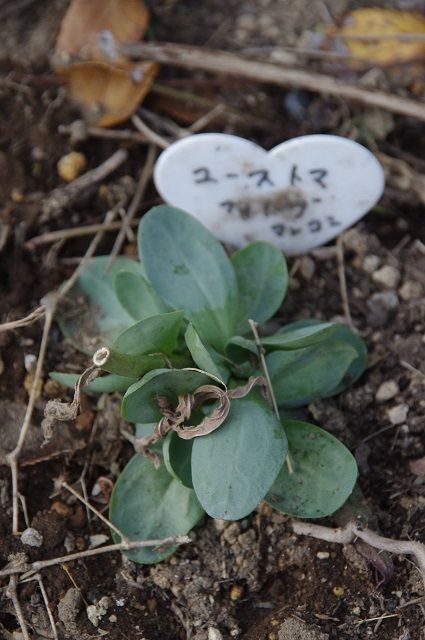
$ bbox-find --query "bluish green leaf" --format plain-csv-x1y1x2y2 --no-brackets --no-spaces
139,206,238,352
231,241,288,334
49,371,136,393
261,321,338,349
109,454,204,563
59,256,145,354
163,432,193,488
267,341,359,408
122,368,212,423
184,324,230,383
266,420,357,518
113,311,184,356
114,270,170,321
191,393,287,520
225,336,257,364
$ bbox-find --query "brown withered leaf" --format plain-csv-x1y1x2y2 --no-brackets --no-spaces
324,9,425,68
53,0,157,127
54,0,150,64
65,60,159,127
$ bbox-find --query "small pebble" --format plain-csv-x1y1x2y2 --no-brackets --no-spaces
362,254,380,273
367,291,399,328
388,404,409,425
333,586,345,596
57,151,87,182
316,551,330,560
299,256,315,280
399,280,423,301
375,380,399,402
21,527,43,547
230,584,244,601
372,265,400,288
208,628,224,640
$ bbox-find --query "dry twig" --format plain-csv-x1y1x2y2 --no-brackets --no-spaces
336,235,353,328
122,41,425,121
6,575,31,640
41,149,128,218
5,206,120,534
292,520,425,590
106,145,157,270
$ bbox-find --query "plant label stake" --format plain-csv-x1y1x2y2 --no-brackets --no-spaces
154,133,385,255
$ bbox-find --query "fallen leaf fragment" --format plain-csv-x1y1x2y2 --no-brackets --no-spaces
54,0,149,64
65,60,159,127
53,0,158,127
325,9,425,67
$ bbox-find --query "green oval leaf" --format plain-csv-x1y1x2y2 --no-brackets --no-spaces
109,454,204,564
163,432,193,488
261,321,338,349
185,324,230,383
266,420,357,518
114,270,170,321
113,310,184,356
267,341,359,408
139,205,238,352
191,393,287,520
122,368,212,423
49,371,136,393
59,256,145,354
231,241,288,334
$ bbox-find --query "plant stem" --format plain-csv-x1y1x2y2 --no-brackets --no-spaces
248,319,294,474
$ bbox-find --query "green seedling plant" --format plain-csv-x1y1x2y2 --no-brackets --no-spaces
53,205,367,564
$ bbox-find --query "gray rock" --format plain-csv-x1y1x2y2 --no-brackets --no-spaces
278,617,329,640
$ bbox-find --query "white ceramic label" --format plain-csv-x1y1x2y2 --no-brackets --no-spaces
154,133,385,255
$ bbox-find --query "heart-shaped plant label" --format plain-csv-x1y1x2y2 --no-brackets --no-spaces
154,133,385,255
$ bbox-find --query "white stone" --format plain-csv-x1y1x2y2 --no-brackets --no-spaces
388,404,409,425
372,265,400,289
154,133,385,255
316,551,330,559
208,628,224,640
21,527,43,547
376,380,399,402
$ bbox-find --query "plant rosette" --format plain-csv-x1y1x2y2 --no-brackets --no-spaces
53,205,365,563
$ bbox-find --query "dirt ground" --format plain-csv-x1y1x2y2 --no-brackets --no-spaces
1,0,425,638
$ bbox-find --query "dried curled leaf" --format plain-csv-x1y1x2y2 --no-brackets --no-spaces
325,9,425,67
136,376,268,465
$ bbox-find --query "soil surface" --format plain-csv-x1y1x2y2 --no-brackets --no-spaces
1,1,425,639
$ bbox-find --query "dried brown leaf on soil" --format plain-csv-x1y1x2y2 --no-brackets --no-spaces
54,0,150,63
324,9,425,68
53,0,158,127
63,60,159,128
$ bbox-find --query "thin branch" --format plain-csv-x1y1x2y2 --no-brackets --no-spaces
132,114,170,149
6,575,31,640
122,41,425,121
249,319,294,474
0,536,191,581
42,149,128,218
35,573,58,640
0,306,45,333
7,302,55,534
62,481,128,543
24,218,142,250
292,520,425,590
106,145,157,270
58,122,150,145
5,206,120,533
336,235,353,328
